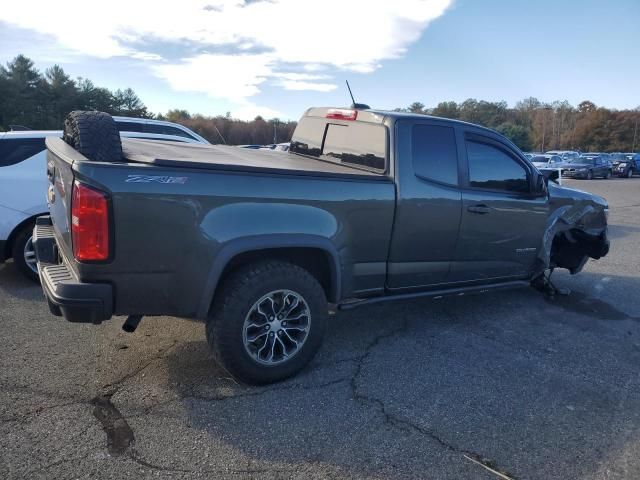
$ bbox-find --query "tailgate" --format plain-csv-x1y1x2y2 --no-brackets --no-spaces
45,137,85,265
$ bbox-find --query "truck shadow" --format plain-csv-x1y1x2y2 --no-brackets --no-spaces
159,272,640,478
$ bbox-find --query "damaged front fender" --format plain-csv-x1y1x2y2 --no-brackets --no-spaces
534,183,609,276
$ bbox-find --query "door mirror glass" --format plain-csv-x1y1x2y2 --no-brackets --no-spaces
535,173,548,194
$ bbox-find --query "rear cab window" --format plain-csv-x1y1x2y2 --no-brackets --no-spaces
291,115,387,172
0,137,46,167
322,123,386,171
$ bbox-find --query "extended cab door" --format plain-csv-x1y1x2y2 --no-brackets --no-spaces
386,119,463,289
450,131,549,283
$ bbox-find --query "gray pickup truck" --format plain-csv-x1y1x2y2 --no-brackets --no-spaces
34,108,609,384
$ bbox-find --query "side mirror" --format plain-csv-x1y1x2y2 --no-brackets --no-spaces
535,174,547,194
539,168,560,183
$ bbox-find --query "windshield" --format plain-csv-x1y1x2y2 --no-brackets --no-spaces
572,158,595,165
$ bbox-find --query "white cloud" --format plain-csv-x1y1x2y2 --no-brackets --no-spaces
232,102,284,121
0,0,452,103
154,53,273,101
273,73,330,81
279,80,337,92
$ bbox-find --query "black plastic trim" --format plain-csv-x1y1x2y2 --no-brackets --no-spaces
196,234,342,319
338,280,530,310
34,216,113,324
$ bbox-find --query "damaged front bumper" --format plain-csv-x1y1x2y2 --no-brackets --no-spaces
535,184,609,276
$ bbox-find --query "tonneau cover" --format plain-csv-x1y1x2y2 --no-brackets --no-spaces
121,138,386,180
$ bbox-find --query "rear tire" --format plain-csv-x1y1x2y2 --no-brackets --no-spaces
586,170,593,180
63,111,123,162
11,222,39,283
206,261,328,385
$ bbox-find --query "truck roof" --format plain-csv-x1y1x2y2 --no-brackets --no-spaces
302,106,507,137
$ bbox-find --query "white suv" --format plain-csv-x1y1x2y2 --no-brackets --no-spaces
0,117,208,281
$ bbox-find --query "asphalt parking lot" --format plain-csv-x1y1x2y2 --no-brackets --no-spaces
1,178,639,480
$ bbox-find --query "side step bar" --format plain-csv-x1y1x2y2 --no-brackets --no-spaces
338,280,530,310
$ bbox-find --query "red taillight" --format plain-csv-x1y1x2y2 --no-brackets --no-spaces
71,181,110,261
326,108,358,121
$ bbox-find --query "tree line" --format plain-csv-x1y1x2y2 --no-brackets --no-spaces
0,55,152,129
1,55,638,151
399,99,639,153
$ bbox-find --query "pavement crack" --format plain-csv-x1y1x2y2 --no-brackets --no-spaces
127,449,296,475
347,317,518,480
99,340,178,396
91,394,135,455
21,455,89,476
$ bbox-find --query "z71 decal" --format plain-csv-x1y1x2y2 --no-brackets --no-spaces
125,175,188,184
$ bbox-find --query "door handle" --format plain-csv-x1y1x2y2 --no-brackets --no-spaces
467,204,491,214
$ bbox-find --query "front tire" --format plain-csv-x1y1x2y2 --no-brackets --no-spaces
586,170,593,180
206,261,328,385
626,169,633,178
11,223,39,282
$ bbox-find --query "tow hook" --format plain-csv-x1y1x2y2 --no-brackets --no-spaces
122,315,143,333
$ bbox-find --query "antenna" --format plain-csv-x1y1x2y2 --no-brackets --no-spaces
345,80,371,110
213,123,227,144
345,80,356,105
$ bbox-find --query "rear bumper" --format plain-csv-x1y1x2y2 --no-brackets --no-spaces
34,216,113,324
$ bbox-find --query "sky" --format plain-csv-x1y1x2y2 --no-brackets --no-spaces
0,0,638,120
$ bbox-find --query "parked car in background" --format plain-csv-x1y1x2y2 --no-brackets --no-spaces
113,116,209,144
0,118,207,281
546,150,580,162
562,154,612,180
530,154,563,169
259,142,291,152
610,152,639,178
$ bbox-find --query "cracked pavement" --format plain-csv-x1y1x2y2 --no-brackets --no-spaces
2,179,640,479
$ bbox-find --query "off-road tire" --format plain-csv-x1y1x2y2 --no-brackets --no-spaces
11,222,39,282
206,261,328,385
63,111,123,162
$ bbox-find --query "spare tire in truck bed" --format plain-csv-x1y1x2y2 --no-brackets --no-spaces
63,111,123,162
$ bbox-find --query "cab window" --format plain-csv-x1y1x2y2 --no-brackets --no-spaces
466,140,529,192
411,124,458,185
144,123,197,140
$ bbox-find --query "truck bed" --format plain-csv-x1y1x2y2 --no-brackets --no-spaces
122,138,387,180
